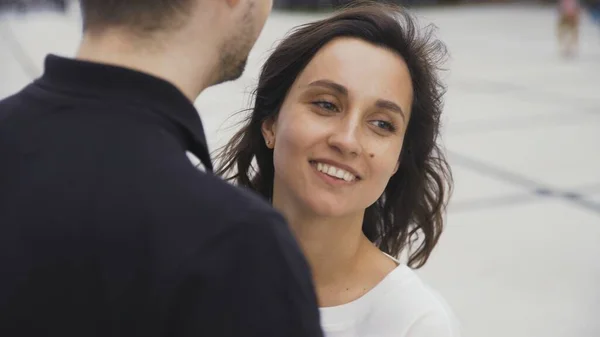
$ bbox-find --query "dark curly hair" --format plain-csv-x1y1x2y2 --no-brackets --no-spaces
216,1,453,268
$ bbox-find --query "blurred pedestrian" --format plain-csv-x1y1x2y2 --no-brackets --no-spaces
557,0,581,57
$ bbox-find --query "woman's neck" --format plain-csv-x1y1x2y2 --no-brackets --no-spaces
273,197,396,307
288,211,367,288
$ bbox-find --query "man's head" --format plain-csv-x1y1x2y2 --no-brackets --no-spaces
79,0,273,85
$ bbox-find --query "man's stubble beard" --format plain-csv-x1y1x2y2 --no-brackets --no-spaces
213,3,256,86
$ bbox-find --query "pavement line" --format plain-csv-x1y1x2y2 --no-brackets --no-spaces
449,193,538,213
448,150,600,216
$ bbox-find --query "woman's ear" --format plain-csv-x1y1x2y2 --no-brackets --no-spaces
261,117,277,149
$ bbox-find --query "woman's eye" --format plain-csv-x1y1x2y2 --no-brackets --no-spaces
371,120,397,132
313,101,339,112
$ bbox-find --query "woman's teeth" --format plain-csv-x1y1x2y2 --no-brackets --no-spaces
316,162,356,182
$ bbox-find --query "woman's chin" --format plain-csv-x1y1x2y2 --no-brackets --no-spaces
303,198,357,219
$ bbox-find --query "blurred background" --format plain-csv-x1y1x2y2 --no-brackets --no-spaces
1,0,599,336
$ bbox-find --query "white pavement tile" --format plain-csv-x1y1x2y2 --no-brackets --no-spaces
447,119,600,191
441,90,598,137
1,7,82,77
584,193,600,205
447,162,528,205
418,199,600,337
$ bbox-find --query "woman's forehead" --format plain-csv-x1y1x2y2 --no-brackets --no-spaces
292,37,413,111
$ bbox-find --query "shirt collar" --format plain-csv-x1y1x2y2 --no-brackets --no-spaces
36,54,213,171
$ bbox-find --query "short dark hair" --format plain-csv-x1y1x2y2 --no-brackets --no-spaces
216,1,452,268
79,0,192,33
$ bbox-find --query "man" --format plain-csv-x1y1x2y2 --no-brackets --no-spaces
0,1,323,336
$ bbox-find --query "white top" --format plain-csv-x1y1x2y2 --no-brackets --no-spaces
319,260,460,337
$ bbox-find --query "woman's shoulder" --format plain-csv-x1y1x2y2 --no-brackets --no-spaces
369,265,461,337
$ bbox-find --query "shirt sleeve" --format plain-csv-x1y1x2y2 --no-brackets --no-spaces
165,207,324,337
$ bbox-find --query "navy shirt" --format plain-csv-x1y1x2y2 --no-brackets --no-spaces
0,55,323,337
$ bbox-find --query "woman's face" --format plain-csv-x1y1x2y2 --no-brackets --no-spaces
263,37,413,218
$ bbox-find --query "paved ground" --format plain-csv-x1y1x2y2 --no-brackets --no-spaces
1,2,600,337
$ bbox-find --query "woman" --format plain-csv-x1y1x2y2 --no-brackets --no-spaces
217,3,458,336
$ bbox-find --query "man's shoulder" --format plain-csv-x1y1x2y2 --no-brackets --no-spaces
194,171,287,233
0,87,30,125
150,168,307,275
139,159,285,233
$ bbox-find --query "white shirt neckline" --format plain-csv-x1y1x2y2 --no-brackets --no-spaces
319,256,414,330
